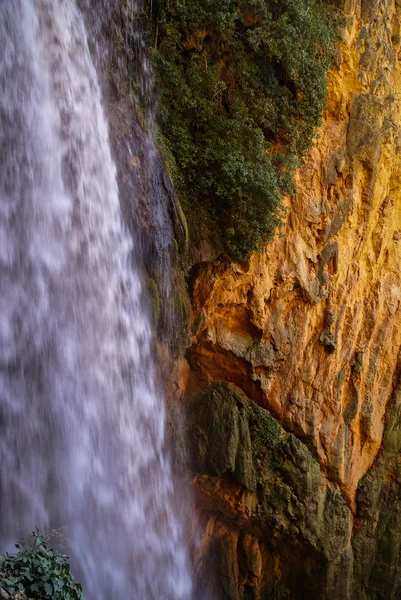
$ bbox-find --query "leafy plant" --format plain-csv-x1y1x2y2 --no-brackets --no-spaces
151,0,335,259
0,530,84,600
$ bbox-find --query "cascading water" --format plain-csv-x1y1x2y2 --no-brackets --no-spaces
0,1,192,598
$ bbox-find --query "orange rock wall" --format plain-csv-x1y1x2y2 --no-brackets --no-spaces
186,0,401,509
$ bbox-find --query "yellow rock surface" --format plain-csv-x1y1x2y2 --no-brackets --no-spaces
187,0,401,509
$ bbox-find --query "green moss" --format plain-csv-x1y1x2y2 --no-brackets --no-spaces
258,410,282,445
357,474,367,488
145,274,161,329
151,0,335,260
169,268,191,354
174,195,189,253
251,406,285,469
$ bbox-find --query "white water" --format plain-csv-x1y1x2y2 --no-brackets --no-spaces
0,0,192,597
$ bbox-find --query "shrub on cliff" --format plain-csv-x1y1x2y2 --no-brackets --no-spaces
152,0,335,259
0,530,83,600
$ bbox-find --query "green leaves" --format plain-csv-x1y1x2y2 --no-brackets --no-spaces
0,531,84,600
153,0,335,259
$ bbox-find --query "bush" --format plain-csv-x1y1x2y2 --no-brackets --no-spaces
0,530,83,600
152,0,335,259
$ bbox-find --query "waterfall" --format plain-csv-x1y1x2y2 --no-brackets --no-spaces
0,0,192,598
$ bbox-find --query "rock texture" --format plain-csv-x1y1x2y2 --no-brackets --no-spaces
352,368,401,600
188,0,401,507
181,0,401,597
189,383,353,600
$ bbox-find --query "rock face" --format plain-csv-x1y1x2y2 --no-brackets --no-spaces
84,0,401,596
189,383,353,599
352,372,401,600
181,0,401,597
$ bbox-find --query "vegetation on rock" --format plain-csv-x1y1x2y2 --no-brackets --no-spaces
188,382,353,598
152,0,335,259
0,531,83,600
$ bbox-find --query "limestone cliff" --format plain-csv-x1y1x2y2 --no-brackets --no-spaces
179,0,401,597
85,0,401,596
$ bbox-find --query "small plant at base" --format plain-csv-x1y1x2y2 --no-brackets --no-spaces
0,529,84,600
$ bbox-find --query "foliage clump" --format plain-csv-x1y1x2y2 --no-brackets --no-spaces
252,408,286,469
153,0,335,259
0,530,83,600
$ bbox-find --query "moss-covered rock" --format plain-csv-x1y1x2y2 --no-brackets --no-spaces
188,382,353,599
352,379,401,600
189,383,257,490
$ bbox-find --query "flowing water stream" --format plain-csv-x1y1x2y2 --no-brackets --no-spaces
0,0,192,597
